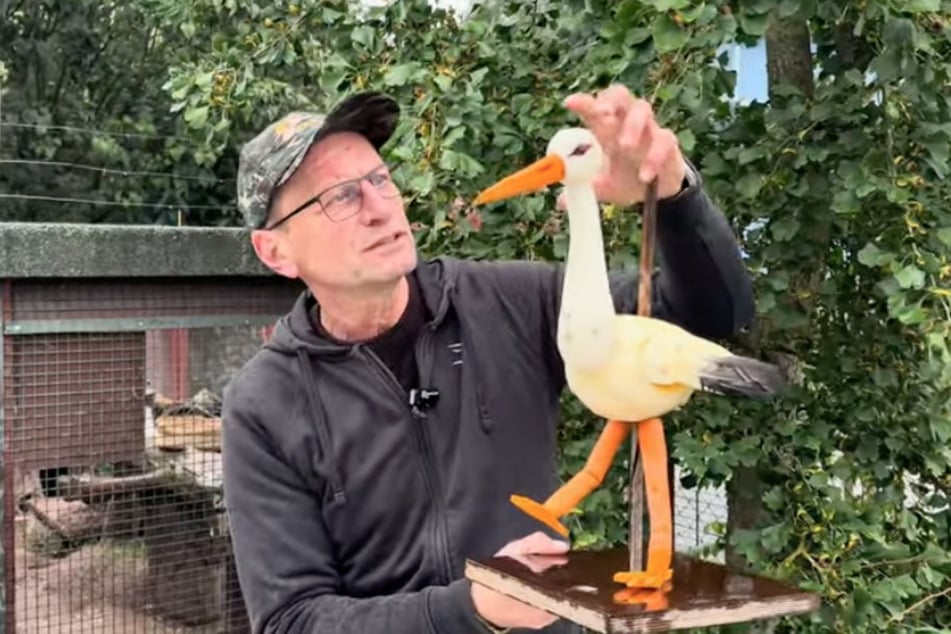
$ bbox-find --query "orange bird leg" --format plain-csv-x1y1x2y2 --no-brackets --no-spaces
613,417,673,590
511,419,630,537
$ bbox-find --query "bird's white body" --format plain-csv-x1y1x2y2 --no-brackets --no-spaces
547,128,736,422
564,314,734,421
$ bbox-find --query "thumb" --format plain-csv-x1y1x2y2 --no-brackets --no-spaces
514,531,571,556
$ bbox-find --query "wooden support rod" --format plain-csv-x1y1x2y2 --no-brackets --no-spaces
629,178,658,570
637,180,658,318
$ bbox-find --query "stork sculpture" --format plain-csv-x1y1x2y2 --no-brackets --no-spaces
473,127,785,592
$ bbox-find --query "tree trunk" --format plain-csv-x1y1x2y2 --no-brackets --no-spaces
725,466,771,573
725,13,813,585
765,13,815,100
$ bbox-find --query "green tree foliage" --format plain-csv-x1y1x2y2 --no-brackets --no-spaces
0,1,232,223
2,0,950,631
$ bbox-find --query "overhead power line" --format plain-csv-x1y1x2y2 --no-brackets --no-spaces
0,193,234,211
0,158,232,183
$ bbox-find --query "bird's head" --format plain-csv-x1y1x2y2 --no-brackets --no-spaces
473,127,603,206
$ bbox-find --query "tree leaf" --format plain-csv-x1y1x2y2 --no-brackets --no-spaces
351,25,375,49
184,105,209,129
736,173,762,199
904,0,940,12
646,0,691,10
382,63,419,86
651,14,687,53
894,264,926,289
777,0,800,18
677,128,696,153
857,243,883,267
770,217,799,242
738,11,770,36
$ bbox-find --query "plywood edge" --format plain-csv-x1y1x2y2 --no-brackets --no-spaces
465,560,609,632
634,595,820,632
465,558,821,634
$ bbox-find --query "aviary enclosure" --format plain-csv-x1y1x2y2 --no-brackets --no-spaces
0,221,731,632
0,223,301,632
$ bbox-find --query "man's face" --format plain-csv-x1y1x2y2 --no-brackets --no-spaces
252,131,417,293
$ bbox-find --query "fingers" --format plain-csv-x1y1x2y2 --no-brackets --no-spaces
494,532,570,576
497,531,570,558
563,92,598,120
614,94,665,182
518,530,571,555
565,83,682,187
470,582,560,630
565,84,632,127
565,85,630,150
640,127,679,183
512,552,569,574
619,98,653,157
566,86,643,144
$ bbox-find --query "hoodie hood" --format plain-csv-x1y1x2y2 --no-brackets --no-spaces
263,255,460,358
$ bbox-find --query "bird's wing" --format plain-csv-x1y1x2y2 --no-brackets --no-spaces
615,315,786,399
642,339,703,389
615,315,732,390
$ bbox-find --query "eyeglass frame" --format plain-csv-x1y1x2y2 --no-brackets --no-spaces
261,162,401,230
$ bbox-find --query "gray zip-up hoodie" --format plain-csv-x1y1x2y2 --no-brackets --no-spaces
221,183,754,633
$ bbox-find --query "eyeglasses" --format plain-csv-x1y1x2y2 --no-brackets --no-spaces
263,164,401,230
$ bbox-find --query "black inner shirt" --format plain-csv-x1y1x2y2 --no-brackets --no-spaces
310,273,429,393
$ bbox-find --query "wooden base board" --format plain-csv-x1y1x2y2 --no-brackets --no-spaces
465,548,819,633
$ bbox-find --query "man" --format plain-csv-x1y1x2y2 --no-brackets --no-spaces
223,85,754,633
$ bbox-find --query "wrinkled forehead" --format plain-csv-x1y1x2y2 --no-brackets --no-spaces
289,131,382,190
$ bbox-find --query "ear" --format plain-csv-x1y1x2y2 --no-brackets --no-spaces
250,230,299,279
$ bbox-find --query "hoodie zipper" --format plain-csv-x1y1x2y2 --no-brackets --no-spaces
414,326,457,581
356,337,455,584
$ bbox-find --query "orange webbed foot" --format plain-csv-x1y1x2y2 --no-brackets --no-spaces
510,494,570,537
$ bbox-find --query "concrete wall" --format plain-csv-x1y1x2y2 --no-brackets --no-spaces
0,222,273,279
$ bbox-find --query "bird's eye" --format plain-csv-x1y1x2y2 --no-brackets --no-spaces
569,144,591,157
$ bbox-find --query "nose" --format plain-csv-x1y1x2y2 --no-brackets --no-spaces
356,180,393,225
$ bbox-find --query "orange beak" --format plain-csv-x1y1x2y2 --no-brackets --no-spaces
473,154,566,205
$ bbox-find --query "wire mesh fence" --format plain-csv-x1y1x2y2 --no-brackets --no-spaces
2,274,302,633
673,466,728,562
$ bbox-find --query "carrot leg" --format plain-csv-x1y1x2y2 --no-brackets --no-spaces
613,417,673,590
511,419,630,537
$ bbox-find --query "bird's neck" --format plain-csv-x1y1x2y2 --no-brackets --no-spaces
558,182,616,366
562,182,614,312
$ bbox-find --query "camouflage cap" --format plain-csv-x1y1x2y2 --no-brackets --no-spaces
236,91,400,228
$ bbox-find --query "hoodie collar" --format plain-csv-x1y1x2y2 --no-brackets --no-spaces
264,255,459,358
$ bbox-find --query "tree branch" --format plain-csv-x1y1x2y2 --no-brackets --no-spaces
888,584,951,624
